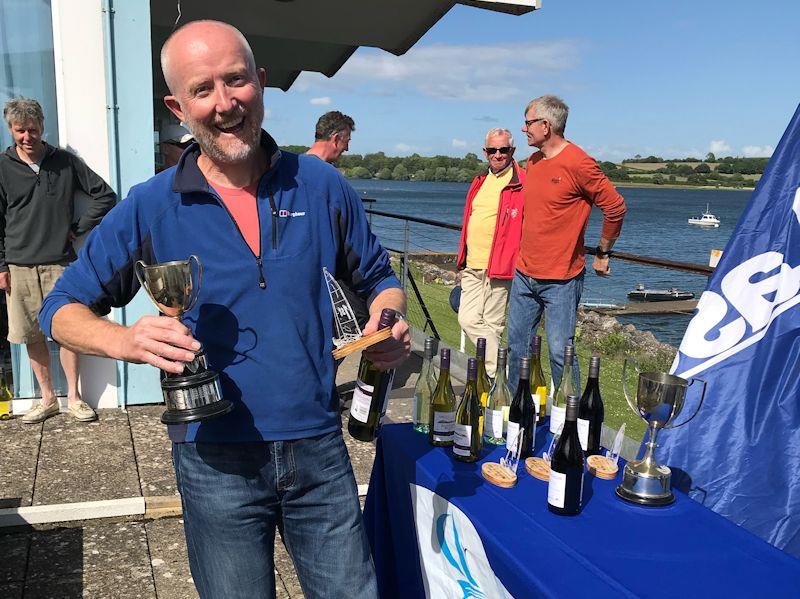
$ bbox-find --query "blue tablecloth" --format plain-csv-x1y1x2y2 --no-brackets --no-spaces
363,423,800,598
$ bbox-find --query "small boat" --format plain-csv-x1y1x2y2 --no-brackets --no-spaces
628,283,694,302
688,204,720,227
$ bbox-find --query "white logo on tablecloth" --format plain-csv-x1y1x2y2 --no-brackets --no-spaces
411,484,513,599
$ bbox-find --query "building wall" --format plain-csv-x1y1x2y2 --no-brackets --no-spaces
51,0,119,408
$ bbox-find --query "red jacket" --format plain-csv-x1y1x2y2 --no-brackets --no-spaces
456,162,526,279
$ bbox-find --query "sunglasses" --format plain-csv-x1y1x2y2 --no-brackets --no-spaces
485,147,513,155
524,118,546,128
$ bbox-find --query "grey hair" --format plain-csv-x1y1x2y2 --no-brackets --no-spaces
525,95,569,136
484,128,514,147
3,98,45,129
160,20,257,94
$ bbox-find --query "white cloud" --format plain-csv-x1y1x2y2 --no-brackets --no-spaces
264,108,273,120
297,40,580,102
395,143,413,153
452,138,468,148
708,140,731,155
309,96,331,106
741,145,774,157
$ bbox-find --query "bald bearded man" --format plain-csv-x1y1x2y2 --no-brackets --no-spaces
40,20,409,599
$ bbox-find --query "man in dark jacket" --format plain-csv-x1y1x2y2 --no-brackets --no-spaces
0,98,116,423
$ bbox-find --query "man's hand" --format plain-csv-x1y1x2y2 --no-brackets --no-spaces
455,270,463,285
116,315,200,374
593,255,611,276
362,312,411,371
0,271,10,292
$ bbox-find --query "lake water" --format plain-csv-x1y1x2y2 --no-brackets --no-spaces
349,179,753,346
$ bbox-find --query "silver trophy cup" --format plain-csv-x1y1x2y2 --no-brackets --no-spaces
134,256,233,425
616,360,706,506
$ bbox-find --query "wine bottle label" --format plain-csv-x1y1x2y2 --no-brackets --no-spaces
548,470,567,508
479,391,488,408
534,386,547,415
577,418,590,452
506,421,520,452
485,409,504,438
350,381,374,423
550,405,566,434
533,394,541,421
453,424,472,456
432,411,455,442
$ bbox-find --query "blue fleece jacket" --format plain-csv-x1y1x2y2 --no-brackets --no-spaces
39,131,401,442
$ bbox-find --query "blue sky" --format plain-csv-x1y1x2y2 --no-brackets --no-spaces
263,0,800,161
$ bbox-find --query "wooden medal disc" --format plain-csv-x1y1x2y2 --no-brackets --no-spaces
331,328,393,360
525,457,551,482
481,462,517,488
587,454,619,480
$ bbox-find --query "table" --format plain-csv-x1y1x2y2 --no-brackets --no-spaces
363,423,800,598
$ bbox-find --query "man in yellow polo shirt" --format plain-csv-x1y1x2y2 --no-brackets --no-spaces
455,128,526,376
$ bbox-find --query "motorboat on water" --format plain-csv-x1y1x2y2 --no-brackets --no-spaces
688,204,720,227
628,283,694,302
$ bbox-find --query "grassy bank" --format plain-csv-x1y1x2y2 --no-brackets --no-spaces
398,259,669,442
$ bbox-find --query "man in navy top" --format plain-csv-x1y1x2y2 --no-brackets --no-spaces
40,20,409,599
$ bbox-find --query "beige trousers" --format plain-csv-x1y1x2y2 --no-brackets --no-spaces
457,268,511,377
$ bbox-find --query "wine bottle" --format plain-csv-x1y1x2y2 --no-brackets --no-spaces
347,309,397,442
507,356,536,459
548,395,585,516
484,347,511,446
413,337,437,434
429,348,456,447
578,356,604,455
550,345,576,435
454,358,483,462
530,336,548,424
0,369,11,421
475,338,492,408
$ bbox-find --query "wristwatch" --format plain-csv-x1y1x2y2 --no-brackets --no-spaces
595,246,610,259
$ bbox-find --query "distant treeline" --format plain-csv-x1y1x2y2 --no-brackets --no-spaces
282,145,488,182
282,144,768,187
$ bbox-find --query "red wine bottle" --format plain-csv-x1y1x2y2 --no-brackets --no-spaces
548,395,585,516
347,309,397,442
578,356,604,456
507,356,536,459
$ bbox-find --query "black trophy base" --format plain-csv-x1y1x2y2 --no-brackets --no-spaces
161,399,233,425
615,484,675,507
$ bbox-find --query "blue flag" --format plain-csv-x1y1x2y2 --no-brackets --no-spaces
661,104,800,557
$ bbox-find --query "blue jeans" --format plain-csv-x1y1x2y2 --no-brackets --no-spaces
507,269,584,394
172,431,378,599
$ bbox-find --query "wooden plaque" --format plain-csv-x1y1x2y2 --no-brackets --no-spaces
481,462,517,488
331,328,393,360
525,457,551,482
587,454,619,480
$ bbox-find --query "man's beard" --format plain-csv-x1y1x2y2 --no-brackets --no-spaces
185,101,264,164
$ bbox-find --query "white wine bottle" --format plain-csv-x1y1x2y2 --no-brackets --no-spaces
550,345,576,435
413,337,437,434
484,347,511,446
454,358,483,462
428,348,456,447
530,336,547,424
548,395,585,516
475,337,492,408
347,309,397,442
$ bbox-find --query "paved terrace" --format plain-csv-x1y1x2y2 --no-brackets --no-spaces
0,351,442,599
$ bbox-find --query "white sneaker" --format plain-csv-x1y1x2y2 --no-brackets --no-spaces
22,401,60,424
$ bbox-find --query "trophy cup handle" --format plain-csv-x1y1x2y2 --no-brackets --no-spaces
665,377,707,429
622,358,641,415
185,255,203,313
134,260,159,308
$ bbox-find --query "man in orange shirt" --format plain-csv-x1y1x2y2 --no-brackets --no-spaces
507,95,626,396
